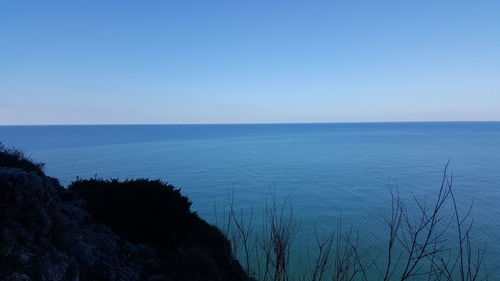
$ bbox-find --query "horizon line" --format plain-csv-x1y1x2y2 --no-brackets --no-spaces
1,120,500,126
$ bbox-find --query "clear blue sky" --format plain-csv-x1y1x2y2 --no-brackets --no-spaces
1,0,499,125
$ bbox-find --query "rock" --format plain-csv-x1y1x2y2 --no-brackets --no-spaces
1,273,31,281
0,147,250,281
146,274,171,281
0,168,152,280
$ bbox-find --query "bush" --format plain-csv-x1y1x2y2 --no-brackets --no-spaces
0,144,44,176
69,178,195,250
0,145,248,281
69,178,248,281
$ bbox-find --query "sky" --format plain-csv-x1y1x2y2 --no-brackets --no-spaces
1,0,499,125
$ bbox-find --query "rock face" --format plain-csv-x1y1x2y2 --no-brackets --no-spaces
0,147,247,281
0,167,146,281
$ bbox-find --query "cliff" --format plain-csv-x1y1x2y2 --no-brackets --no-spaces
0,145,248,281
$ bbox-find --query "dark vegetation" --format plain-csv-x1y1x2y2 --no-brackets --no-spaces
0,144,44,176
0,145,247,281
0,144,493,281
69,178,196,249
68,178,247,281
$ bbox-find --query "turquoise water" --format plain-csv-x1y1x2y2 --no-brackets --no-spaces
1,122,500,278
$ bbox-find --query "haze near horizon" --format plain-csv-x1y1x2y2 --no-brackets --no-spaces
1,0,499,125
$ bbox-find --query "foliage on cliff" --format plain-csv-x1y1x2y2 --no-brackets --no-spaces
0,144,44,176
0,145,248,281
69,178,247,281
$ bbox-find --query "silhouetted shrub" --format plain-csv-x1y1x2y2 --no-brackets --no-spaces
0,143,44,176
69,178,248,281
69,178,194,249
0,145,248,280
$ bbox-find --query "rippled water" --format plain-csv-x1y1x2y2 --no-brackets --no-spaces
1,122,499,278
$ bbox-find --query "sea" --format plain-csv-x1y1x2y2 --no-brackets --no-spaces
1,122,499,278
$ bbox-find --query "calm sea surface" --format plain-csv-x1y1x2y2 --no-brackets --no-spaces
1,122,499,277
